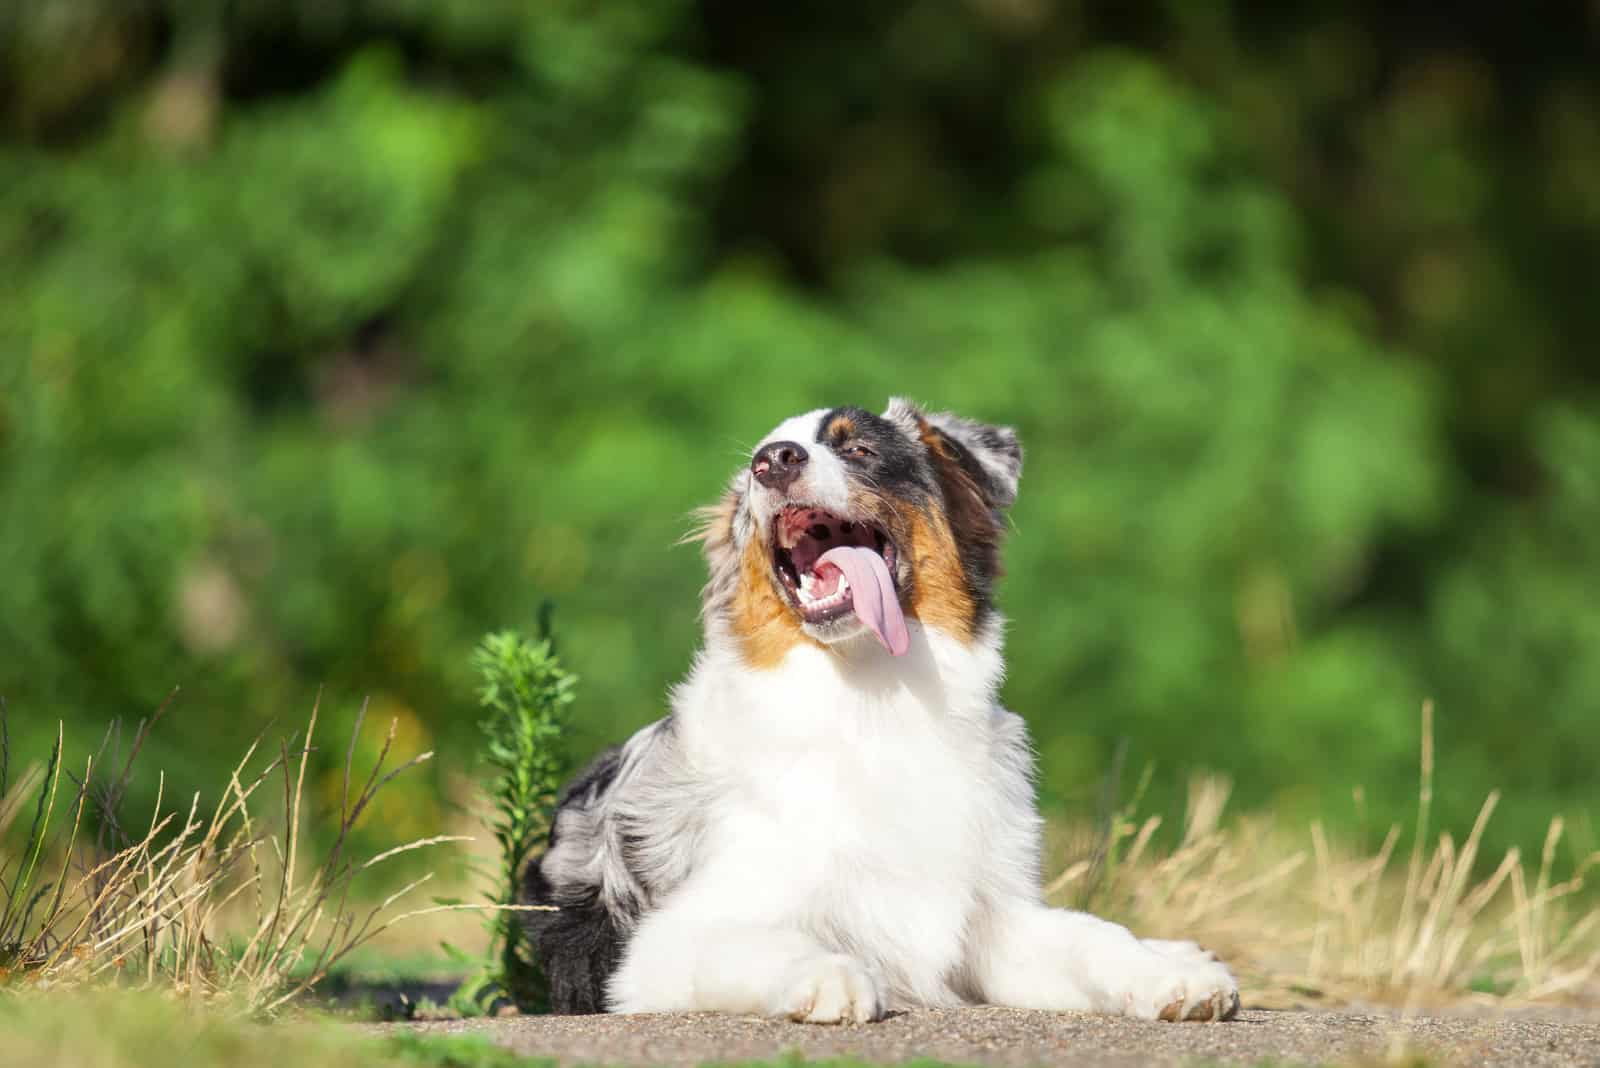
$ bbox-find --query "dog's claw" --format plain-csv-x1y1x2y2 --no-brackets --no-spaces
1169,990,1242,1022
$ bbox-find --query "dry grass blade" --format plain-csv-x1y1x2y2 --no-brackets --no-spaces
0,697,513,1013
1047,702,1600,1009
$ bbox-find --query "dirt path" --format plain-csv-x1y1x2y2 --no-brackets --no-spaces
389,1006,1600,1067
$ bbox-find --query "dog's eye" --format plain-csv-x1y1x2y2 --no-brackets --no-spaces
844,444,875,459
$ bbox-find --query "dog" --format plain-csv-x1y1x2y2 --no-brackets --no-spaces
522,400,1241,1024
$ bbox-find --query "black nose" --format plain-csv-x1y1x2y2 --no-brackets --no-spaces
752,440,809,491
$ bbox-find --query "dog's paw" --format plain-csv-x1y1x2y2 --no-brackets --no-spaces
774,954,885,1024
1113,943,1240,1022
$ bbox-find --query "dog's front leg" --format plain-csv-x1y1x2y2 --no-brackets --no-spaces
972,898,1240,1021
606,886,886,1023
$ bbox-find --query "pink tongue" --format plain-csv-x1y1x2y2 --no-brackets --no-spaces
817,545,910,656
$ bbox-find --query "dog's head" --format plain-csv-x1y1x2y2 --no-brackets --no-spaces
692,399,1022,666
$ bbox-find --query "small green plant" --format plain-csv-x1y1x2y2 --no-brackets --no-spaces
0,708,69,981
452,610,576,1014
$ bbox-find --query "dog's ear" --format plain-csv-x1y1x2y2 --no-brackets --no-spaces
886,397,1023,511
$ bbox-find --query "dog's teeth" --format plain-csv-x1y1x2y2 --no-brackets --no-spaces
805,582,854,612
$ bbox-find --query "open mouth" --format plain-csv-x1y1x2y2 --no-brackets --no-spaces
770,506,909,655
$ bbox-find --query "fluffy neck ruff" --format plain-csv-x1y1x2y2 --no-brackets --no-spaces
684,616,1008,746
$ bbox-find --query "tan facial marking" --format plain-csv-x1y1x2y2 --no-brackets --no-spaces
906,509,977,642
685,489,743,621
731,530,819,668
906,418,1008,643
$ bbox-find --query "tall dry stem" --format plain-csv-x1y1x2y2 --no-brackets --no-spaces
0,698,546,1011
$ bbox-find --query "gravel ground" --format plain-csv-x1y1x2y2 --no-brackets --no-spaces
387,1006,1600,1067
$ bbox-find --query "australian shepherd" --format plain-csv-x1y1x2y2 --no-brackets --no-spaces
523,400,1240,1024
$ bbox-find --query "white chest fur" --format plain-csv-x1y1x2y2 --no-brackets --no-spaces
604,621,1239,1024
667,625,1026,1003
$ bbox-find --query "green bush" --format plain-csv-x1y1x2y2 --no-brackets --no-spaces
1,1,1596,866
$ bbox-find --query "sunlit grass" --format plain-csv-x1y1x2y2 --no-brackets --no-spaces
5,691,1596,1027
1049,702,1600,1009
0,987,547,1068
0,698,541,1012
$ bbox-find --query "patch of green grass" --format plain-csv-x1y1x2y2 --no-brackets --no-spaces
0,989,555,1068
387,1031,555,1068
313,947,465,986
0,990,1021,1068
2,991,353,1068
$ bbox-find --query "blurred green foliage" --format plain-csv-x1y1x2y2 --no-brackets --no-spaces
1,1,1597,863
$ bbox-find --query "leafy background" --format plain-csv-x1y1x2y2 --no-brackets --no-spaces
2,0,1597,865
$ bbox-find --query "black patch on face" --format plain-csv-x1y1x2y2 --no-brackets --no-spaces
920,423,1015,631
933,429,1004,618
815,406,936,500
812,405,1013,633
942,429,1017,510
519,747,629,1014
